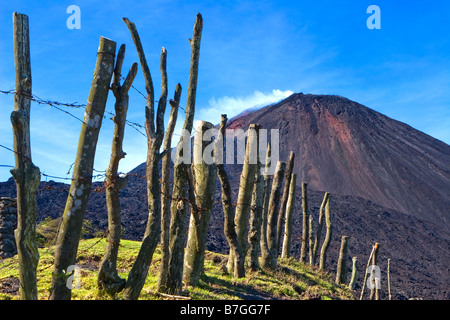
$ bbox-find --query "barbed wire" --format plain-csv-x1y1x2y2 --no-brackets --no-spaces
0,85,203,186
1,89,149,137
0,85,191,139
0,86,254,282
0,87,221,208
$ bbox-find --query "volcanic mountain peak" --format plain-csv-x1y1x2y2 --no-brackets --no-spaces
227,92,450,230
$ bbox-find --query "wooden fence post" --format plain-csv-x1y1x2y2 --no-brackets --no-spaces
335,235,350,285
276,151,295,254
157,84,182,292
97,44,137,295
319,195,332,270
369,243,381,300
348,256,358,290
300,182,309,263
157,14,203,295
281,173,296,259
312,192,329,265
183,121,217,286
50,36,116,300
262,161,286,269
228,124,260,271
10,12,40,300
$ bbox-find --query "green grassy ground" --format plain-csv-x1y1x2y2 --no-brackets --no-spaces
0,237,354,300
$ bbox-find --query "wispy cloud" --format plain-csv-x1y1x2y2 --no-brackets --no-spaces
197,89,294,125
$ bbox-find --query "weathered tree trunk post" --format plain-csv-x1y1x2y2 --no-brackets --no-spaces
157,83,181,292
50,36,116,300
183,121,217,286
262,161,286,269
387,258,391,300
227,124,261,271
360,244,376,300
300,182,309,263
369,243,381,300
157,13,203,295
120,20,169,296
259,144,272,263
308,215,314,264
247,158,265,270
276,151,295,254
216,115,245,278
319,195,332,270
335,235,350,285
281,173,296,259
159,139,190,293
359,243,378,300
348,256,357,290
312,192,329,265
10,12,40,300
97,44,137,295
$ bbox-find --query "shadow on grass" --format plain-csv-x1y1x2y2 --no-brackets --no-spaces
198,274,276,300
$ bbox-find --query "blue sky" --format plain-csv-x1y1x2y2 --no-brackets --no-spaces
1,0,449,182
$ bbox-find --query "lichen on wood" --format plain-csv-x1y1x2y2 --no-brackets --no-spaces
262,161,286,269
97,43,137,295
227,124,261,272
319,194,332,271
50,36,116,300
281,173,296,259
335,235,350,285
183,121,217,286
10,12,40,300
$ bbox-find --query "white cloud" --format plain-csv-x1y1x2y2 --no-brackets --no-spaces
197,89,294,125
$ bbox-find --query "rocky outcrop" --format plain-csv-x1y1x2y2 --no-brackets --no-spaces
0,198,17,259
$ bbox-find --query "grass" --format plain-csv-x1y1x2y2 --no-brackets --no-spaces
0,237,354,300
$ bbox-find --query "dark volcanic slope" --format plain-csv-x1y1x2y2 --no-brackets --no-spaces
1,175,449,299
227,93,450,230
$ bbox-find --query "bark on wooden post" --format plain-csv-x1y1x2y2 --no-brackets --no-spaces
276,151,295,254
260,144,272,262
262,161,286,269
50,36,116,300
247,158,265,270
319,195,332,270
281,173,296,259
183,121,217,286
120,20,169,296
10,12,40,300
360,244,376,300
157,83,181,292
97,44,137,295
312,192,329,265
216,115,245,278
227,124,260,271
348,256,357,290
387,258,391,300
369,243,381,300
335,235,350,285
308,215,314,264
157,13,203,295
159,145,190,293
300,182,309,263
